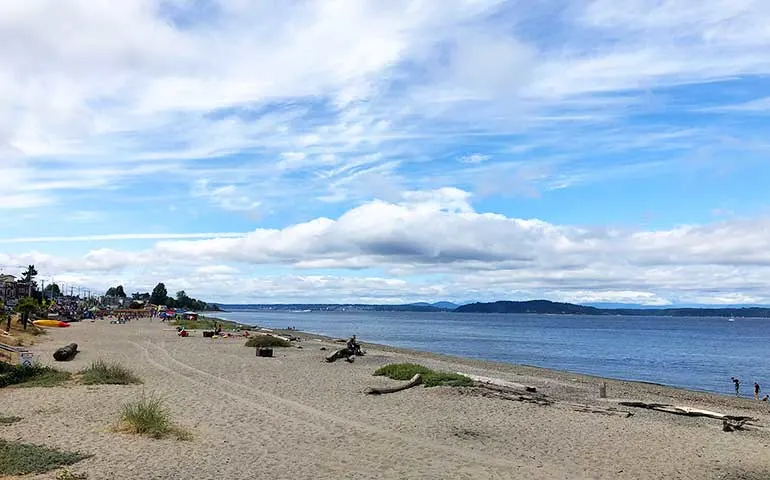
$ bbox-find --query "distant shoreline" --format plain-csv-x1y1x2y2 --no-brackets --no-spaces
215,300,770,318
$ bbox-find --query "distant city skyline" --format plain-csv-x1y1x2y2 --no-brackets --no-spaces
2,1,770,305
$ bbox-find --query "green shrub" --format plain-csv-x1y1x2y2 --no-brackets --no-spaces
421,372,474,387
172,317,243,331
0,362,71,388
119,393,190,440
0,440,90,476
374,363,473,388
245,335,291,348
171,319,215,330
80,360,141,385
120,393,170,438
373,363,433,380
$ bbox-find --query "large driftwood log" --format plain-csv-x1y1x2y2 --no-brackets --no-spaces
325,348,354,363
365,374,423,395
53,343,78,361
325,347,364,363
458,372,538,393
618,401,756,422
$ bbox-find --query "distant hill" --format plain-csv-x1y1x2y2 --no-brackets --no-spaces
454,300,770,317
409,301,458,310
431,301,459,310
455,300,602,315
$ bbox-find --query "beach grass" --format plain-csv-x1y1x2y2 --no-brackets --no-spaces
0,362,71,388
0,415,22,425
374,363,473,388
80,360,142,385
119,393,190,440
245,335,291,348
0,440,91,476
172,317,243,331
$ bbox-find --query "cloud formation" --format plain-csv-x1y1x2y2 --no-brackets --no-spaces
2,1,769,304
3,189,770,305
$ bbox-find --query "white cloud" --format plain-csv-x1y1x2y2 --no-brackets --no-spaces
192,180,262,214
704,97,770,113
459,153,489,164
4,188,770,304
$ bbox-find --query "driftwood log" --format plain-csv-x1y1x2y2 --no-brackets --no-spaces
53,343,78,361
571,405,634,418
365,374,423,395
325,348,364,363
463,384,552,406
723,419,750,432
618,401,757,423
458,373,538,393
325,348,353,363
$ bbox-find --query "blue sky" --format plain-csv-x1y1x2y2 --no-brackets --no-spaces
1,0,770,305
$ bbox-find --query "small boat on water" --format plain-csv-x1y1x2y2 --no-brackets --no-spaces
727,316,736,322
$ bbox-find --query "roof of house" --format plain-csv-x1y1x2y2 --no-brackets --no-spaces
0,274,16,283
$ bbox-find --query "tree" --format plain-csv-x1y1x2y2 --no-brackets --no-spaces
105,285,127,298
150,283,168,305
43,283,62,298
20,265,38,297
15,297,38,330
21,265,38,283
132,292,151,302
1,300,9,332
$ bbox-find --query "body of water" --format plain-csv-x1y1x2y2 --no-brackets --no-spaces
216,310,768,397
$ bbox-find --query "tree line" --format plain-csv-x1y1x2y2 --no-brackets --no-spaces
105,282,218,311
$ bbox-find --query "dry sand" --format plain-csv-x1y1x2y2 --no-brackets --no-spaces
2,318,770,479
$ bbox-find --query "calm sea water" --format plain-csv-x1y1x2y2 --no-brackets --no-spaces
216,310,769,396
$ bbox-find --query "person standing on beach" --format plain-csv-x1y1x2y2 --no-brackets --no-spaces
732,377,740,396
754,382,760,400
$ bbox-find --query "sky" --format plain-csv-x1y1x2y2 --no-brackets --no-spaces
1,0,770,305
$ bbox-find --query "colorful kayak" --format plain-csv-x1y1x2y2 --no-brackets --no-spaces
33,320,70,328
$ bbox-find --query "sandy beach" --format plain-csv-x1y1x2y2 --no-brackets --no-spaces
3,318,770,480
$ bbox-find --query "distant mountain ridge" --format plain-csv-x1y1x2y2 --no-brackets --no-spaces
216,300,770,317
457,300,770,317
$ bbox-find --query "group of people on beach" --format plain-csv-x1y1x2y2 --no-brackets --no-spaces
731,377,768,401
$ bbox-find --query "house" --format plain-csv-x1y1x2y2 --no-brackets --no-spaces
1,275,30,305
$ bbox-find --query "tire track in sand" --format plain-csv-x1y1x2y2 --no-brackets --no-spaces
146,338,534,473
131,339,381,477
